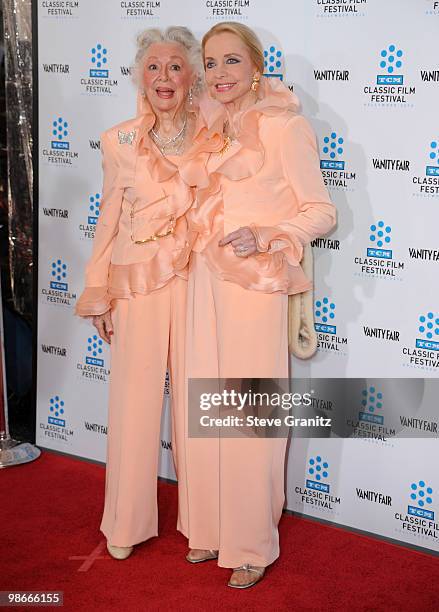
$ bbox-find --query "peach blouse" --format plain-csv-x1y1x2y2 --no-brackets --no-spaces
75,104,222,317
176,78,336,294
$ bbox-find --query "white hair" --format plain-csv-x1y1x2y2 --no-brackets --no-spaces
133,26,204,95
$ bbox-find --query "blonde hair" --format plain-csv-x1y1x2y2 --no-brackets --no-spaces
133,26,204,95
202,22,264,75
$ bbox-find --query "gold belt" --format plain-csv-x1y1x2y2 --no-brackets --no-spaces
130,204,175,244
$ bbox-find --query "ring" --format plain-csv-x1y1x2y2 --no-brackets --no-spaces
236,245,247,253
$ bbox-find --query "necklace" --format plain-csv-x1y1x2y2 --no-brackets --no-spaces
219,120,237,156
150,118,187,156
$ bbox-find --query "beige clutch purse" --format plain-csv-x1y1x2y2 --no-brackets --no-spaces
288,243,318,359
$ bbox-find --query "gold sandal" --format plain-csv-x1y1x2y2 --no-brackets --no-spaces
186,549,219,564
228,564,265,589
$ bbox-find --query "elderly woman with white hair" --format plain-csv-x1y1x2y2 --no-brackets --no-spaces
75,26,219,560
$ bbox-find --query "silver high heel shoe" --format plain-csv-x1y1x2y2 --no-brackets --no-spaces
228,564,265,589
186,549,219,564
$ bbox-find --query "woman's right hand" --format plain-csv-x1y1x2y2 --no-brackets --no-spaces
92,310,114,344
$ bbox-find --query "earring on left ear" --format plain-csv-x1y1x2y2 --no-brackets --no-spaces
251,73,260,91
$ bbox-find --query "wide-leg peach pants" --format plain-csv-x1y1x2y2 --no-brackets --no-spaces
100,276,188,546
184,254,289,568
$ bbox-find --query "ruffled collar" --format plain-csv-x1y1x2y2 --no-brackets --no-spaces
134,90,223,185
199,77,300,180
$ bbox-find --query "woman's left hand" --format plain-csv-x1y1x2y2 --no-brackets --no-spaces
218,226,258,258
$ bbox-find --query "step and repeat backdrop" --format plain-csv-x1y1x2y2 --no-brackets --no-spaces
36,0,439,554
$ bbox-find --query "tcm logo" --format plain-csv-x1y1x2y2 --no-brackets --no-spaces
86,335,104,367
48,395,66,427
88,192,101,225
51,116,69,150
90,43,109,77
426,140,439,177
367,221,392,259
408,480,434,520
377,44,403,85
359,386,384,425
320,131,345,170
416,312,439,351
50,259,68,291
263,45,283,80
314,297,336,335
306,455,330,493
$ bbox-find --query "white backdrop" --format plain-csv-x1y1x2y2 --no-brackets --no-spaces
36,0,439,554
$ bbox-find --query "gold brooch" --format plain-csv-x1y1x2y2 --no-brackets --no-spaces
118,129,136,145
219,135,232,156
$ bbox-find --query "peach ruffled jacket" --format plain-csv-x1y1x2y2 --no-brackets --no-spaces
75,101,222,317
175,77,337,294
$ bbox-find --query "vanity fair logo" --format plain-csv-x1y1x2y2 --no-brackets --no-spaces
39,395,74,443
394,480,438,546
353,221,405,281
42,205,68,220
364,44,415,107
79,192,100,240
310,235,340,251
80,44,118,95
89,139,101,151
263,46,283,80
42,116,79,167
41,343,67,359
40,1,80,18
76,335,110,384
412,139,439,198
295,456,341,515
314,297,348,356
84,421,107,435
320,131,356,192
314,68,349,82
120,1,161,18
315,0,367,18
42,63,70,75
402,312,439,373
204,0,251,20
120,65,132,78
41,259,76,307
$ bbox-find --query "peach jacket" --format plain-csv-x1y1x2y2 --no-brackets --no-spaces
175,77,336,294
75,103,222,316
76,78,336,315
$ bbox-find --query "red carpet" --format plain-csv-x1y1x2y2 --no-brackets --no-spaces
1,451,438,611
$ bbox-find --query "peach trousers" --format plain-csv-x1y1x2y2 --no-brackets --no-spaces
183,254,289,568
100,276,188,546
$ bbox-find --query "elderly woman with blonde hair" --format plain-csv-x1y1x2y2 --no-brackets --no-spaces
75,26,219,560
178,22,336,588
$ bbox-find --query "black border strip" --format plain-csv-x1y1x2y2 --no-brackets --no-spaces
40,446,439,559
31,0,39,443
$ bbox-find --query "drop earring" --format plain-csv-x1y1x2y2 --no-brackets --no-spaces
251,74,260,91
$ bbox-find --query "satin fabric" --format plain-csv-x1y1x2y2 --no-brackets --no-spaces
184,254,288,568
75,98,222,547
181,78,336,567
75,101,222,317
100,278,188,546
175,78,336,295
